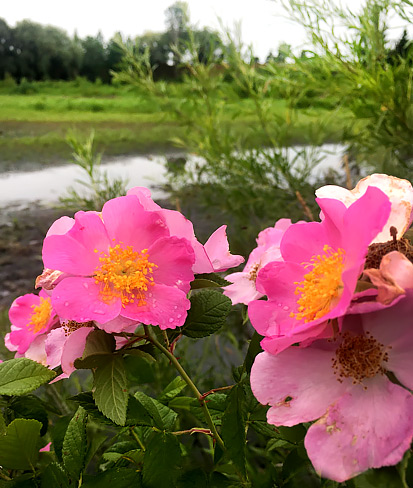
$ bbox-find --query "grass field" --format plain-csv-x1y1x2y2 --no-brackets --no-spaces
0,79,350,169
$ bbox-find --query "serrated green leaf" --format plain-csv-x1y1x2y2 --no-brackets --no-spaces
182,289,232,338
69,392,115,425
41,462,70,488
93,356,128,425
51,416,71,463
74,329,115,369
142,432,182,488
8,395,48,436
82,467,141,487
0,358,55,395
221,384,247,479
159,376,187,403
0,419,42,470
134,392,177,430
62,406,88,482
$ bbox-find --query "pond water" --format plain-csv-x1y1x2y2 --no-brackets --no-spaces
0,144,346,207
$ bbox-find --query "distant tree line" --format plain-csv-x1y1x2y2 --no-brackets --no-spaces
0,2,225,83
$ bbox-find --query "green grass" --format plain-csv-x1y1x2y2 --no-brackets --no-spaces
0,79,350,168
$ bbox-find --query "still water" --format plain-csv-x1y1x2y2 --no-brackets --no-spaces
0,144,345,207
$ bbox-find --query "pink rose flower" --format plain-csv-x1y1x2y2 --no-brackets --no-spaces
127,187,244,273
224,219,293,305
42,194,196,330
316,174,413,243
7,291,58,355
251,293,413,482
248,187,391,354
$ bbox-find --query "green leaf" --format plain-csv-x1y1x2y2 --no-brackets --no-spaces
134,392,177,430
50,416,71,463
190,278,222,289
0,419,42,470
177,469,208,488
182,289,232,338
353,467,406,488
93,355,128,425
194,273,231,287
74,329,115,369
243,331,263,374
0,411,6,435
8,395,48,436
69,392,115,425
142,432,182,488
221,384,247,479
41,462,70,488
124,355,155,384
62,406,88,482
0,358,55,395
82,468,141,487
158,376,187,403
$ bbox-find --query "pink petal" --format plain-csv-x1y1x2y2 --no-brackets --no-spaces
102,195,169,250
61,326,94,375
203,225,244,272
224,272,263,305
52,277,121,323
316,174,413,243
358,291,413,390
121,283,190,329
126,186,161,211
45,327,67,369
97,316,138,334
127,187,213,274
364,251,413,305
251,350,347,427
46,216,75,237
43,211,110,275
305,377,413,482
149,236,195,292
20,334,47,365
39,442,52,452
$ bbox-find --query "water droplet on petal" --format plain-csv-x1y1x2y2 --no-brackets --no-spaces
169,318,174,323
283,306,289,311
83,283,89,289
177,314,182,319
64,302,69,307
174,306,177,310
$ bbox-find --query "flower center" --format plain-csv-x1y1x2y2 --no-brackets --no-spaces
63,320,94,336
332,332,389,385
29,297,52,333
249,263,260,282
94,244,156,307
290,245,345,323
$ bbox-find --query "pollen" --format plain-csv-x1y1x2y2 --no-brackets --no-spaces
63,320,94,336
28,297,52,333
332,332,389,386
94,244,157,307
290,245,345,323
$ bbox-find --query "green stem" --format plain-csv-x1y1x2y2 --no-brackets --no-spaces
144,327,225,451
131,428,146,451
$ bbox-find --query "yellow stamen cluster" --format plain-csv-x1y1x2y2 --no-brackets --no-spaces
332,332,389,386
290,245,345,323
28,297,52,333
94,244,156,307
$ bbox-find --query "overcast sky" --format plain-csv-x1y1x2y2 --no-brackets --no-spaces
1,0,411,59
